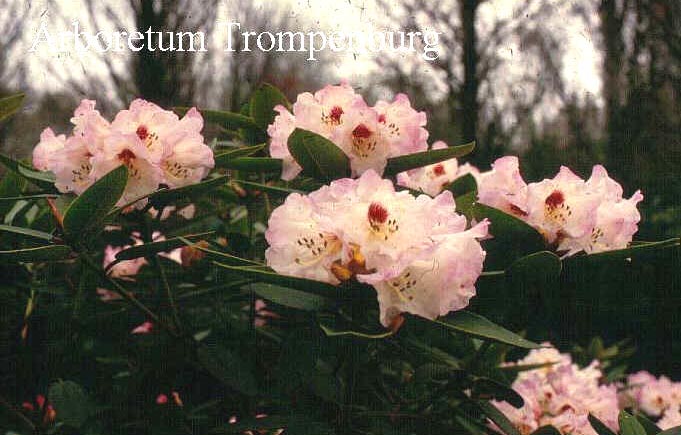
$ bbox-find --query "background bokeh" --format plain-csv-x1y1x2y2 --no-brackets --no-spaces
1,0,680,374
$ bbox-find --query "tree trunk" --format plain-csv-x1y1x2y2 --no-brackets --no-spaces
599,0,625,161
460,0,480,144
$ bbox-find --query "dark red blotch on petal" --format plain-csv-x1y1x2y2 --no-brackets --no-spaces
136,125,149,140
329,106,344,123
352,124,373,139
368,202,389,224
433,164,446,176
545,190,565,208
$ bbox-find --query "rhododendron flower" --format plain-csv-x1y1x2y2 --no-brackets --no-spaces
266,83,433,179
659,407,681,430
397,141,480,196
624,371,681,417
477,156,528,216
131,321,154,334
103,244,147,279
31,98,213,206
359,221,488,326
492,345,619,435
265,170,487,326
32,128,66,171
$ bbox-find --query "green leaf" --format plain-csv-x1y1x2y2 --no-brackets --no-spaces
219,156,283,172
196,343,257,396
63,165,128,243
149,175,230,207
620,411,647,435
529,426,561,435
319,322,394,339
276,327,321,392
383,141,475,176
249,83,291,130
287,128,351,182
473,203,546,268
435,311,540,349
175,107,259,131
0,153,56,189
251,283,333,311
477,400,521,435
569,238,680,264
48,380,94,428
634,413,660,435
446,173,478,197
0,244,72,263
588,414,618,435
506,251,562,284
213,261,342,298
236,180,303,196
0,171,26,219
0,93,25,122
114,232,214,261
214,144,266,168
0,224,55,242
471,377,524,408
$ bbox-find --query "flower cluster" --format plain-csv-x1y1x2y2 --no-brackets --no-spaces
621,371,681,429
492,345,620,435
265,170,488,327
267,82,428,179
32,99,215,206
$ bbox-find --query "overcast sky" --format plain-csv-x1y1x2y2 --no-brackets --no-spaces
18,0,602,111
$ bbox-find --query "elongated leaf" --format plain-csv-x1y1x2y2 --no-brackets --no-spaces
63,165,128,242
435,311,540,349
446,173,478,197
214,144,266,167
48,380,94,428
0,224,55,242
319,322,394,339
175,107,259,131
250,83,291,129
473,203,546,268
149,175,230,206
213,261,342,298
478,400,521,435
384,141,475,176
0,93,25,122
472,377,524,408
196,344,257,395
588,414,618,435
569,238,680,264
236,180,303,196
115,232,214,260
251,283,333,311
219,156,283,172
0,153,56,189
287,128,351,182
635,414,660,435
506,251,562,284
0,245,71,263
620,411,647,435
530,427,561,435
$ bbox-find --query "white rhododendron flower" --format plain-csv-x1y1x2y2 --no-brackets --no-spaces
266,83,428,179
474,157,643,256
492,345,620,435
623,371,681,418
31,98,214,207
265,170,488,327
397,141,480,196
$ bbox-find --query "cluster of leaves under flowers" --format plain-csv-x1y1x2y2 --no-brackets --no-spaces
0,84,678,435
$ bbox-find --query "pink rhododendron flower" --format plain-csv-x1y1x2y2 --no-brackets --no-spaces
477,156,528,216
266,83,433,179
131,321,154,334
103,245,147,279
397,141,480,196
156,393,169,404
31,98,213,207
32,128,66,171
492,345,619,435
659,407,681,430
265,170,486,326
624,371,681,417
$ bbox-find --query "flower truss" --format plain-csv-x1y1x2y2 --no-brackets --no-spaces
621,371,681,429
492,344,620,435
265,170,488,327
32,99,214,206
